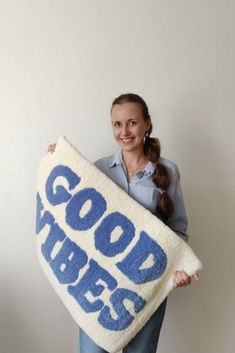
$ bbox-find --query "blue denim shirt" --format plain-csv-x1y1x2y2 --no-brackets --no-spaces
94,150,189,242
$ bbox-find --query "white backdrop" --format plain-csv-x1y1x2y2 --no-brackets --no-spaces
1,1,234,353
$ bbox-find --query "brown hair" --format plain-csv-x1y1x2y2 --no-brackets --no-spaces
111,93,174,222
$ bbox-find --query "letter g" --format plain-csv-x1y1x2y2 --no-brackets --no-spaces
46,165,80,205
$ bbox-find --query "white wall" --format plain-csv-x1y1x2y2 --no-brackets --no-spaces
1,1,234,352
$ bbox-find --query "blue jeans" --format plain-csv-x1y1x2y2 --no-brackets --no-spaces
79,298,167,353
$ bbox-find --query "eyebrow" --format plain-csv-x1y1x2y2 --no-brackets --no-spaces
111,118,137,123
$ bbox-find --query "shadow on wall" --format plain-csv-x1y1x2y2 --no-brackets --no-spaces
160,93,233,353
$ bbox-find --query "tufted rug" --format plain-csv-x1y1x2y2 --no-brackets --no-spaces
36,136,202,352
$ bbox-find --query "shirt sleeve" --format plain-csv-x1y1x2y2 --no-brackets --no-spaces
93,158,101,170
93,157,110,175
166,164,189,242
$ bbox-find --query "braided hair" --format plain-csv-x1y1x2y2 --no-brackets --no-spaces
111,93,174,222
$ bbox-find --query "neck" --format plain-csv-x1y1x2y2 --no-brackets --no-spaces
121,148,147,167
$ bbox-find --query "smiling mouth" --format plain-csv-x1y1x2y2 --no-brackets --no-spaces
121,138,134,143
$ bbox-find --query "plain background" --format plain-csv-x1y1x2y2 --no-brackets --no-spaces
1,1,234,352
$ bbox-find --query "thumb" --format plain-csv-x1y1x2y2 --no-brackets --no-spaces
192,273,200,281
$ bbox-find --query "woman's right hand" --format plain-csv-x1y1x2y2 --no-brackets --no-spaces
47,143,56,153
173,271,200,288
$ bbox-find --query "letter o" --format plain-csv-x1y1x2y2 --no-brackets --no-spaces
66,188,107,231
95,212,135,257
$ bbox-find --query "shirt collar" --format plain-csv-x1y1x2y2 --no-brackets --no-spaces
144,161,155,174
109,150,155,177
109,150,123,167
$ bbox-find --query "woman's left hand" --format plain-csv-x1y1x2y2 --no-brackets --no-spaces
173,271,200,288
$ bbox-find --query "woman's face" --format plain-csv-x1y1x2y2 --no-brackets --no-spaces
111,102,151,153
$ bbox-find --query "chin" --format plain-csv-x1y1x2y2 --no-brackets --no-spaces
121,145,141,153
119,141,134,149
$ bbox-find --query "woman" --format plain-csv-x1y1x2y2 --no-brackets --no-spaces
48,93,199,353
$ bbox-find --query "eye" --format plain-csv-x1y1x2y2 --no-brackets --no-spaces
129,120,137,127
112,121,121,127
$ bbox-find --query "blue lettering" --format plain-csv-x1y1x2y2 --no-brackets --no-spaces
116,231,167,284
66,188,107,231
98,288,146,330
50,238,88,284
41,222,67,262
37,166,169,329
95,212,135,256
46,165,80,205
68,259,117,312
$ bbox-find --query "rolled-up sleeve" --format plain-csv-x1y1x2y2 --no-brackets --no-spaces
167,164,189,242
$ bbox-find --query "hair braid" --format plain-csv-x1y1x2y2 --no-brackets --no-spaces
144,136,174,222
111,93,174,222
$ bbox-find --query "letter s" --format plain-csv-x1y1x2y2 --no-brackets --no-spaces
98,288,146,331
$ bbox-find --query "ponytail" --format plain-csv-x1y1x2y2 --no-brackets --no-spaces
144,135,174,222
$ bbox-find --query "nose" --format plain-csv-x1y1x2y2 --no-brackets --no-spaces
121,124,130,136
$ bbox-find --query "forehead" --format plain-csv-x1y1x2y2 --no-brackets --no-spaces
111,102,143,121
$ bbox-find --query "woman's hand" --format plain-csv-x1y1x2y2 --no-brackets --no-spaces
173,270,199,288
47,143,56,153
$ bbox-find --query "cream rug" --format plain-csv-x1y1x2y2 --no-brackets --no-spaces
36,136,202,352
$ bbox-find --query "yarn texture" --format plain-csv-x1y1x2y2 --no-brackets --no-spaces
36,136,202,353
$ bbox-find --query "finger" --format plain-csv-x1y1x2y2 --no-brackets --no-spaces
173,272,179,287
181,271,192,285
48,143,56,153
174,271,181,287
174,271,191,287
174,271,186,287
173,277,178,288
192,273,200,281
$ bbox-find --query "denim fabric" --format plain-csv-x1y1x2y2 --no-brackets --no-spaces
79,298,167,353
